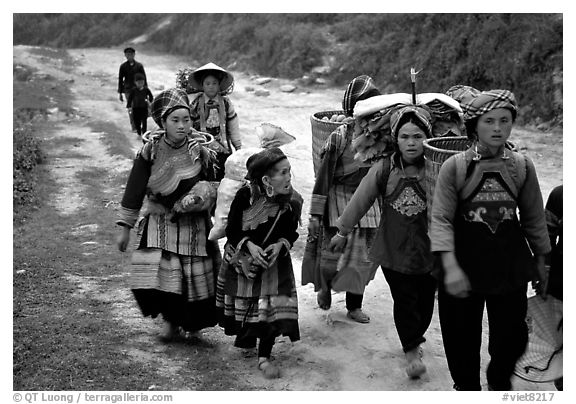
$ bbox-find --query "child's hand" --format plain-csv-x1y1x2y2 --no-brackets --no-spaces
307,216,321,241
443,267,471,298
441,251,470,298
246,241,269,269
531,255,549,299
329,232,348,253
117,227,131,252
264,242,283,267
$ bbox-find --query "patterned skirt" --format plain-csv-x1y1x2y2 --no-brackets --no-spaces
216,255,300,343
129,245,221,332
302,226,378,295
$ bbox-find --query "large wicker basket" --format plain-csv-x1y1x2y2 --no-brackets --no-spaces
310,110,346,177
423,136,471,222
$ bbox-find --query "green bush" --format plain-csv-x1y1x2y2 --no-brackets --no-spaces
13,13,563,123
13,118,43,207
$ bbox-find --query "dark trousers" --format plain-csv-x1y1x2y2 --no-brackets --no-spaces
381,268,437,353
438,287,528,391
345,292,363,311
132,107,148,136
234,335,275,358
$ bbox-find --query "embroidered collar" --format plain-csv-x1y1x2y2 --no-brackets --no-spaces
242,195,283,231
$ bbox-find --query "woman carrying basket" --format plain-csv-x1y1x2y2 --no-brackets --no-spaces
216,147,303,379
430,88,550,391
302,75,382,323
329,105,437,379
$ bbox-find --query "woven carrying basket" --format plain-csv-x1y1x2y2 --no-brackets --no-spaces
310,110,346,177
423,136,472,222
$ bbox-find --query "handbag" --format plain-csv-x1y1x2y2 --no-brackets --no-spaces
224,210,283,279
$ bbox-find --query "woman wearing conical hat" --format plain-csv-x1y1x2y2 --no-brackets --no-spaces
188,62,242,181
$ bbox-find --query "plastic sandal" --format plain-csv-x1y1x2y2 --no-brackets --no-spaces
405,347,426,378
258,359,281,379
347,309,370,323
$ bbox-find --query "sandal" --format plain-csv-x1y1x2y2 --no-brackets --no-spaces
405,347,426,379
317,289,332,310
347,309,370,323
258,358,281,379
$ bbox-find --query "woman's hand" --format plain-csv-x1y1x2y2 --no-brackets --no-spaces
441,252,471,298
307,216,321,241
246,241,269,268
264,242,283,267
117,226,131,252
329,231,348,253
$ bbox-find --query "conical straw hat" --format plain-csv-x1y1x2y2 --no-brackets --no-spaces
514,295,563,383
190,62,234,94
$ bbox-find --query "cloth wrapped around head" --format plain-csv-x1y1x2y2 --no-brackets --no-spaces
452,87,518,122
245,147,287,182
150,88,190,129
342,75,381,117
389,105,433,141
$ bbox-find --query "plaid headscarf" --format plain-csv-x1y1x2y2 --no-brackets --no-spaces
445,85,481,104
150,88,190,128
389,105,433,141
451,87,518,122
342,75,381,117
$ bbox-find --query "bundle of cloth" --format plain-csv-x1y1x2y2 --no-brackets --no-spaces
351,92,463,163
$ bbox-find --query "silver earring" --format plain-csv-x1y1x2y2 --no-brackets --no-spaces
265,184,274,197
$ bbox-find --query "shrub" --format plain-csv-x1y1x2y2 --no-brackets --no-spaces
13,118,43,207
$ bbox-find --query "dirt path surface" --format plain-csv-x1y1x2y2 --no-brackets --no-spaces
13,45,562,391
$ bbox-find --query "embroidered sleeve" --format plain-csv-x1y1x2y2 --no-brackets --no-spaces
430,156,459,252
517,157,551,255
225,186,251,246
116,152,151,227
335,158,382,234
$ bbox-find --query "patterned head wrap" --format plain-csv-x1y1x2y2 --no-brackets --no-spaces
150,88,190,129
445,85,481,104
245,147,287,182
342,75,381,117
451,87,518,122
390,105,433,141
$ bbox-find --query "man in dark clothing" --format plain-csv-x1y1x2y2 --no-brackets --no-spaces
118,47,147,132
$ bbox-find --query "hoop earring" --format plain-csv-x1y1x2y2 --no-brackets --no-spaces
265,184,275,197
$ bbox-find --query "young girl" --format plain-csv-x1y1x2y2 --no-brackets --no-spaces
216,147,303,379
302,75,382,323
430,88,551,390
329,105,436,379
116,88,221,341
189,62,242,180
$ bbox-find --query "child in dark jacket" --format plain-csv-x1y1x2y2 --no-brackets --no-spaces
127,72,153,137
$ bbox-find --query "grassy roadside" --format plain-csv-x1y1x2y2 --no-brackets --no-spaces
13,50,250,391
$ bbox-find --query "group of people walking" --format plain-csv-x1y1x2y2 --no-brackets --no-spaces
115,51,558,390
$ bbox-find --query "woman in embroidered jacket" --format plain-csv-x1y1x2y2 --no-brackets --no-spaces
302,75,382,323
188,62,242,181
216,147,303,379
330,105,437,379
430,88,551,391
116,88,221,341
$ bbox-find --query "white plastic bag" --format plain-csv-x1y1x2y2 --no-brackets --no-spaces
209,177,246,241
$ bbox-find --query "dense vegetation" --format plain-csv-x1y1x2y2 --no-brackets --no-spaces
13,13,562,123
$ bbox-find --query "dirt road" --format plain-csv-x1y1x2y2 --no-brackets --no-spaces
13,45,561,391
